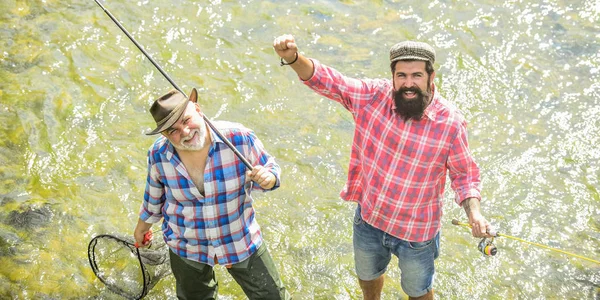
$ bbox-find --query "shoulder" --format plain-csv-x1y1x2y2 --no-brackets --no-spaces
211,120,255,144
147,136,169,161
368,78,393,92
431,95,468,136
212,120,252,135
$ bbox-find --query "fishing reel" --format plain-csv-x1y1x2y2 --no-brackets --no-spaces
477,237,497,256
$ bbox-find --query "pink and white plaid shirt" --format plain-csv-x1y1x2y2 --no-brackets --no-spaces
304,60,481,242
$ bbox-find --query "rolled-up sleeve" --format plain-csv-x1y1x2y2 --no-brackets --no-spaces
303,59,388,114
447,119,481,205
140,153,165,223
246,130,281,191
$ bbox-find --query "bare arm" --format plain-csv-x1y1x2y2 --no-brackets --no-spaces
273,35,314,81
462,197,492,238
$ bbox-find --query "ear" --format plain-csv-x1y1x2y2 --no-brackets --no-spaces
189,88,198,103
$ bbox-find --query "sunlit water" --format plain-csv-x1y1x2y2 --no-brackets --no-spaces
0,0,599,299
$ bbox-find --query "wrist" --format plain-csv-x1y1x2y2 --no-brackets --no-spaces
280,52,299,66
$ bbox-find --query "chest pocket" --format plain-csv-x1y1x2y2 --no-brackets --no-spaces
213,164,245,200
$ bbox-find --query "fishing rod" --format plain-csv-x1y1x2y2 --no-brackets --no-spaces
94,0,252,170
452,219,600,265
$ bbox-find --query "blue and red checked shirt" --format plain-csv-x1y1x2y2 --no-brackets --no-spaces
304,60,481,242
139,120,280,266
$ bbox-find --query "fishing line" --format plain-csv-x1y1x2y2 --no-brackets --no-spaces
93,0,252,169
452,219,600,265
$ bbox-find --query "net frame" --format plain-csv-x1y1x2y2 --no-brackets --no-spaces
88,234,150,299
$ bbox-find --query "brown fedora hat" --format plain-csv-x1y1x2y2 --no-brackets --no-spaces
145,88,198,135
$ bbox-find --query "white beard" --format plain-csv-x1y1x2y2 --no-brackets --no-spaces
173,127,206,151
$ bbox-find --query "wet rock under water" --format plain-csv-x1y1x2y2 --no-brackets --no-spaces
6,205,53,230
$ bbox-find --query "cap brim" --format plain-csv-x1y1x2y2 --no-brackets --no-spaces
391,56,430,63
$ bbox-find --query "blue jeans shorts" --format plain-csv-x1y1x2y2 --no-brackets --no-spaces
352,205,440,297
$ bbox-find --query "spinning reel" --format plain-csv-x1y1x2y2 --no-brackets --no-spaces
478,237,497,256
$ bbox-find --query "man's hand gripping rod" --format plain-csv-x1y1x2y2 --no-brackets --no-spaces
452,219,600,264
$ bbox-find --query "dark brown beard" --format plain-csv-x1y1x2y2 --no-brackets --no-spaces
393,85,430,121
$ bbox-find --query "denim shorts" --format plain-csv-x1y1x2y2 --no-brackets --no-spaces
352,205,439,297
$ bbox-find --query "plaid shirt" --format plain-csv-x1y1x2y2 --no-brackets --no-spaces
140,120,280,266
304,60,481,242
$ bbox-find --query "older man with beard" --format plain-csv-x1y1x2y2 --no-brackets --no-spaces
273,35,492,300
133,88,290,299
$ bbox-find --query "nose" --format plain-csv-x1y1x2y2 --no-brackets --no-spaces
403,79,417,88
180,125,191,137
399,78,414,88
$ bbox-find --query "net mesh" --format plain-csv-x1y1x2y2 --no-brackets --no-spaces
88,234,171,299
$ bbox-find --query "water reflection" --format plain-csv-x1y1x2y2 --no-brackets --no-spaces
0,0,598,299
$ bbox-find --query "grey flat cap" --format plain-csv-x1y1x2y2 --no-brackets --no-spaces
389,41,435,64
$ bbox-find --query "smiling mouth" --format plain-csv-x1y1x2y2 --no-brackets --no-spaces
403,91,417,98
183,131,198,143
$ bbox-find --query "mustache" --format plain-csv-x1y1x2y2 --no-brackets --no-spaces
397,86,429,97
182,129,200,142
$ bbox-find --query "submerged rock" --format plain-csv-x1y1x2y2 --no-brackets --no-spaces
6,205,53,230
0,229,20,256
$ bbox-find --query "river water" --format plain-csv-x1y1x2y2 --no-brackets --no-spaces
0,0,599,299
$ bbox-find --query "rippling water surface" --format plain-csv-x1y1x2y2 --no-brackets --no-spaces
0,0,599,299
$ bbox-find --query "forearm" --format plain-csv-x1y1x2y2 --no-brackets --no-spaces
134,218,153,234
461,197,482,221
284,53,314,81
461,197,493,238
273,35,314,81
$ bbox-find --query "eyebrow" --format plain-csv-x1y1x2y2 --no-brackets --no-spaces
170,109,196,130
396,70,424,75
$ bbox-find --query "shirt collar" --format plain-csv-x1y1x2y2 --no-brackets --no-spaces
164,137,176,160
207,125,224,145
422,84,439,121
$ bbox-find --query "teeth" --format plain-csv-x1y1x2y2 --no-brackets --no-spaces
183,132,195,142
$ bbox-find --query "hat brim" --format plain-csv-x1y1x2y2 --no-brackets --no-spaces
390,56,430,63
145,88,198,135
145,100,187,135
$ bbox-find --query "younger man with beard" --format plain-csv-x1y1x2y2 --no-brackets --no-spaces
273,35,492,300
133,88,290,299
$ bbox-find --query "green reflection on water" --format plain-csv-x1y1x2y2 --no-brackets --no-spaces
0,0,599,299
